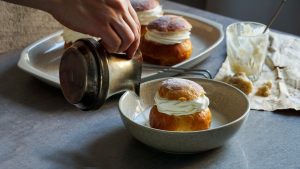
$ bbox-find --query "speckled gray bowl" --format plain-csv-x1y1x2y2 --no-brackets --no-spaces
118,77,250,153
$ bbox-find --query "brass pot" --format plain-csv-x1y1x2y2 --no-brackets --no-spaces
59,38,142,110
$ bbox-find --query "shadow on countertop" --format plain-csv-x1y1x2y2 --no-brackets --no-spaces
45,128,249,169
0,62,126,115
0,63,75,113
273,109,300,117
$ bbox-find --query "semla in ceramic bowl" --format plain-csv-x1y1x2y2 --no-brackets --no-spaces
118,77,250,153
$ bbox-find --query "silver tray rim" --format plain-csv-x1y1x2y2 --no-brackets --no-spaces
17,9,224,88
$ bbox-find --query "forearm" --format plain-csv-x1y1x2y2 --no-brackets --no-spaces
2,0,56,12
2,0,140,56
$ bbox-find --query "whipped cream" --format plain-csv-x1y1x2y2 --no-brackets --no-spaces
145,30,191,45
154,92,209,116
62,27,98,42
136,5,163,25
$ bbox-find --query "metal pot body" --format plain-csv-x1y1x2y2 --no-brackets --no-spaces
59,38,142,110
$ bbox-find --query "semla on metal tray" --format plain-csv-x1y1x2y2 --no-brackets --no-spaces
18,10,224,87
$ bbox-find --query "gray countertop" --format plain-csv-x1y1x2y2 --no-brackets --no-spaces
0,1,299,169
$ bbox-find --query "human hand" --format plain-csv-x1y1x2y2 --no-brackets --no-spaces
48,0,140,57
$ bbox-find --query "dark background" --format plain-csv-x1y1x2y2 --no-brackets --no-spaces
170,0,300,36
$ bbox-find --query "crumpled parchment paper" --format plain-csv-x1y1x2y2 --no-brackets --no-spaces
215,32,300,111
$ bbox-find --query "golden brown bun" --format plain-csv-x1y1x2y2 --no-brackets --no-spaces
130,0,160,12
141,15,192,65
140,37,192,65
158,78,205,101
147,15,192,32
150,106,211,131
149,78,211,131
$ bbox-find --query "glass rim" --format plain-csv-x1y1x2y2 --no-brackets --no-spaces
226,21,269,37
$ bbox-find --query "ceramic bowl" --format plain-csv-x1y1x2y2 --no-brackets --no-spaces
118,77,250,153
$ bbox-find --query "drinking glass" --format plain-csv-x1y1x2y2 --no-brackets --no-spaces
226,22,269,81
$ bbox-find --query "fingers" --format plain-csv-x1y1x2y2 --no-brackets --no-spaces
123,12,140,57
93,17,137,54
111,19,135,53
126,35,140,58
77,0,140,55
98,24,122,53
102,13,140,58
128,3,141,34
123,16,140,57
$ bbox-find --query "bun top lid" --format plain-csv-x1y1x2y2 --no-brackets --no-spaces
147,15,192,33
158,78,205,101
130,0,160,11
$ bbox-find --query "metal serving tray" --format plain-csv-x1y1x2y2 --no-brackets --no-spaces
18,10,224,88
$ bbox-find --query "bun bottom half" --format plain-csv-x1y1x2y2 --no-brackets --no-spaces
140,38,192,66
149,106,211,131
